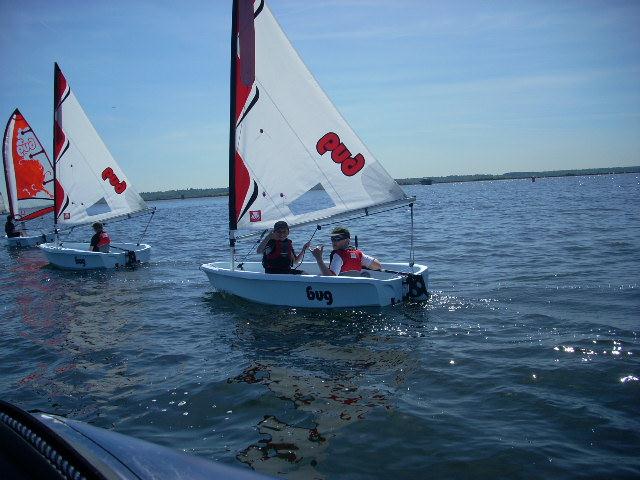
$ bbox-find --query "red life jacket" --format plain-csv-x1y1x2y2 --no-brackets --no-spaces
330,247,363,274
97,232,110,247
262,239,293,271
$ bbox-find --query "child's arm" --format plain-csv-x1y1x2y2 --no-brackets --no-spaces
293,241,311,263
257,231,274,253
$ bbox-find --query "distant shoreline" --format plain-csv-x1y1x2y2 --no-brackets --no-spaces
140,166,639,202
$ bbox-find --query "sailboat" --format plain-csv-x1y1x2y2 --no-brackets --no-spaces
38,64,153,270
2,109,55,248
201,0,428,308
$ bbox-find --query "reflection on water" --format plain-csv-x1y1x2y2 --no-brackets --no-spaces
6,252,149,417
211,296,422,478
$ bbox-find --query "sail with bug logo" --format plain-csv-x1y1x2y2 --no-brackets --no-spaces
2,109,56,222
53,63,148,227
229,0,410,232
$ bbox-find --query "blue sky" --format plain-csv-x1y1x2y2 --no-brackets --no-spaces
1,0,638,192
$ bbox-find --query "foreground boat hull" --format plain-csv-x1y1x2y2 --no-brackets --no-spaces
5,233,53,248
201,261,428,308
0,400,269,480
39,242,151,270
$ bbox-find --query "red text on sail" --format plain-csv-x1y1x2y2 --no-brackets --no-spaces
316,132,365,177
101,167,127,194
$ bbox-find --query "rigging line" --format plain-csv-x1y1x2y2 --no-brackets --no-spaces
59,225,75,243
293,224,321,269
318,202,410,229
236,229,268,269
246,79,349,210
137,208,155,245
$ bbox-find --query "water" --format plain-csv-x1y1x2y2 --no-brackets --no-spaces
1,174,639,479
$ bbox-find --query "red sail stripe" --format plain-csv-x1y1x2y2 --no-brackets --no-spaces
234,152,251,222
17,205,55,222
54,179,66,217
53,121,67,162
54,65,68,110
235,56,253,123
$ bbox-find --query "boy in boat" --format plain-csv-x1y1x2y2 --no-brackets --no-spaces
90,222,111,253
311,227,382,276
257,220,310,274
5,215,22,238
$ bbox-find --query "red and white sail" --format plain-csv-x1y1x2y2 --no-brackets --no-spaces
229,0,409,231
53,63,147,227
2,109,56,222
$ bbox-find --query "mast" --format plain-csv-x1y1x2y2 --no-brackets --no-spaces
53,62,59,234
228,0,239,233
2,110,17,218
228,0,240,269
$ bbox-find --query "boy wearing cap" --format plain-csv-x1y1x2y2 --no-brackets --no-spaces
311,227,381,276
257,220,310,274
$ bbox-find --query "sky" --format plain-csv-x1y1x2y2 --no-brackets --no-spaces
1,0,638,192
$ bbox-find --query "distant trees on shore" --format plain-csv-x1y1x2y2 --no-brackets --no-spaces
140,166,639,201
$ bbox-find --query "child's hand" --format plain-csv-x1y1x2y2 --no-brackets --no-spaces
302,241,311,250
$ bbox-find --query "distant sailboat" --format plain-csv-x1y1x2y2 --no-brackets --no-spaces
39,63,153,269
2,109,55,248
201,0,428,308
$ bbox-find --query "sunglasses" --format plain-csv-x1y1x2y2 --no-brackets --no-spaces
330,235,349,242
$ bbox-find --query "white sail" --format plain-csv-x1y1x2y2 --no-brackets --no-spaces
230,0,408,231
2,109,55,222
53,64,147,227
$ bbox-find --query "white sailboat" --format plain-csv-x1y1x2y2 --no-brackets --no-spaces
39,63,153,269
201,0,428,308
2,109,55,248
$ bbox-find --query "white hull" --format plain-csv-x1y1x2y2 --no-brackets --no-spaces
39,242,151,270
201,261,428,308
5,233,53,248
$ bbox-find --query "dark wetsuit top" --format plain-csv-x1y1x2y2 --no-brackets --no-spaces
5,221,20,238
262,239,303,274
90,232,107,252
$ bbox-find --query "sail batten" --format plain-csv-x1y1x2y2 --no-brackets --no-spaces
229,0,408,232
53,64,148,227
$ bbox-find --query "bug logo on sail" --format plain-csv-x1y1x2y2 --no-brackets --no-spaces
101,167,127,194
316,132,365,176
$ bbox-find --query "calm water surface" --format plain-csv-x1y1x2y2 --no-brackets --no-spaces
1,174,639,479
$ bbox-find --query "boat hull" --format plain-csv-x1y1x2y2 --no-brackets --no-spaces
5,233,53,248
38,242,151,270
201,261,428,308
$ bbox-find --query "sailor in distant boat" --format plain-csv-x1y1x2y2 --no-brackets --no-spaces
257,220,310,274
312,227,381,276
5,215,22,238
90,222,111,253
